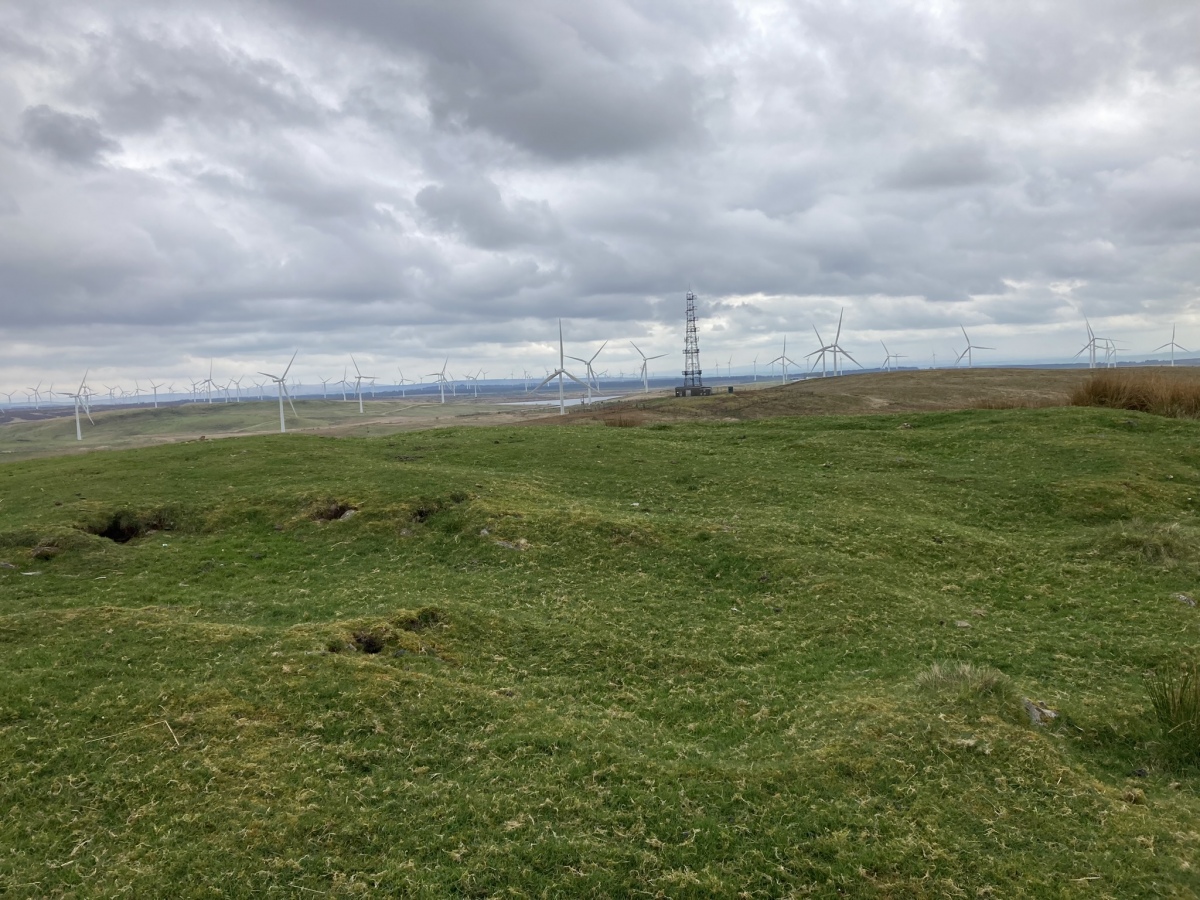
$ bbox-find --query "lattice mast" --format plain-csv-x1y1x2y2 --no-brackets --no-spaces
682,291,703,387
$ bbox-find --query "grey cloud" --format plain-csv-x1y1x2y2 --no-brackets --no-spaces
280,0,715,159
416,177,559,249
20,104,119,165
881,142,1007,191
2,0,1200,386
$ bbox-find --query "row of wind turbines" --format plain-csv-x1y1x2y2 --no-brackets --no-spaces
8,315,1197,440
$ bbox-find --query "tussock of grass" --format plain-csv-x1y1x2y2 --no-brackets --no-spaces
1100,519,1199,567
1148,659,1200,766
1071,368,1200,418
916,661,1014,699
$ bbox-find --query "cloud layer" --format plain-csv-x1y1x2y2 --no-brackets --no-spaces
2,0,1199,386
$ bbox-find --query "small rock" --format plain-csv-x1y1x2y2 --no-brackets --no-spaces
479,528,490,536
399,528,413,536
495,538,529,551
0,561,15,570
898,422,913,429
954,620,971,628
1174,592,1196,607
21,571,43,576
1022,698,1058,726
339,508,357,520
972,608,987,617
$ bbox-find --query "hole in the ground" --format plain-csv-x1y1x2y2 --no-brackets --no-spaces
352,631,385,654
88,510,175,544
312,501,357,522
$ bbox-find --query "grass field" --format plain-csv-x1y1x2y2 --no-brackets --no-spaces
2,392,1200,895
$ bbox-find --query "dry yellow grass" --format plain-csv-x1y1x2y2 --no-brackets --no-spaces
1071,368,1200,418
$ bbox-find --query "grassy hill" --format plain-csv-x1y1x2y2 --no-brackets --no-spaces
2,403,1200,895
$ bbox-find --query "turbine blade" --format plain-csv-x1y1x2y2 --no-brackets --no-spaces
533,372,558,392
282,350,297,379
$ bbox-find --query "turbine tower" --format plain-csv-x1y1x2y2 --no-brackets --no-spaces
630,342,666,393
880,342,907,372
1155,326,1189,367
60,371,94,441
954,326,994,367
535,320,587,415
568,341,608,403
258,352,298,434
772,336,799,382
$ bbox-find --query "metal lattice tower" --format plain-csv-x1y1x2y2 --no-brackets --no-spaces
682,291,703,387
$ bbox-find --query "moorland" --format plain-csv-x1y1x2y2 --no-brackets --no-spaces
2,369,1199,896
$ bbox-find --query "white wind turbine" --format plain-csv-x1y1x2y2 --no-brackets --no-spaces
259,352,298,434
811,309,860,376
772,336,799,382
806,327,831,377
1074,319,1100,369
537,320,588,415
752,354,758,382
396,369,412,397
427,360,451,403
464,369,486,398
568,340,607,403
149,380,166,408
629,341,666,393
318,376,332,399
59,370,94,441
201,360,217,403
955,326,994,367
880,341,907,372
350,356,376,413
1155,326,1189,366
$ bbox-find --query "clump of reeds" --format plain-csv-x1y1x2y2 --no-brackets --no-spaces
1147,659,1200,766
1071,370,1200,418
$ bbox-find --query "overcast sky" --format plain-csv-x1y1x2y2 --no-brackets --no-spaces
2,0,1199,390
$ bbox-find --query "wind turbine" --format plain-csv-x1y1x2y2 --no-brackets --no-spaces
629,342,666,393
752,355,758,382
806,327,831,378
60,370,93,441
1074,320,1100,369
568,340,607,402
727,355,733,379
1155,326,1189,366
824,309,862,376
427,360,451,403
350,356,375,413
880,342,906,372
396,369,411,398
259,352,298,434
319,376,332,399
773,336,799,382
465,369,486,398
954,326,994,367
149,380,165,408
536,320,587,415
201,360,216,403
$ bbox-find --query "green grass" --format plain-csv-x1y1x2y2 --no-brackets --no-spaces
2,406,1200,896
